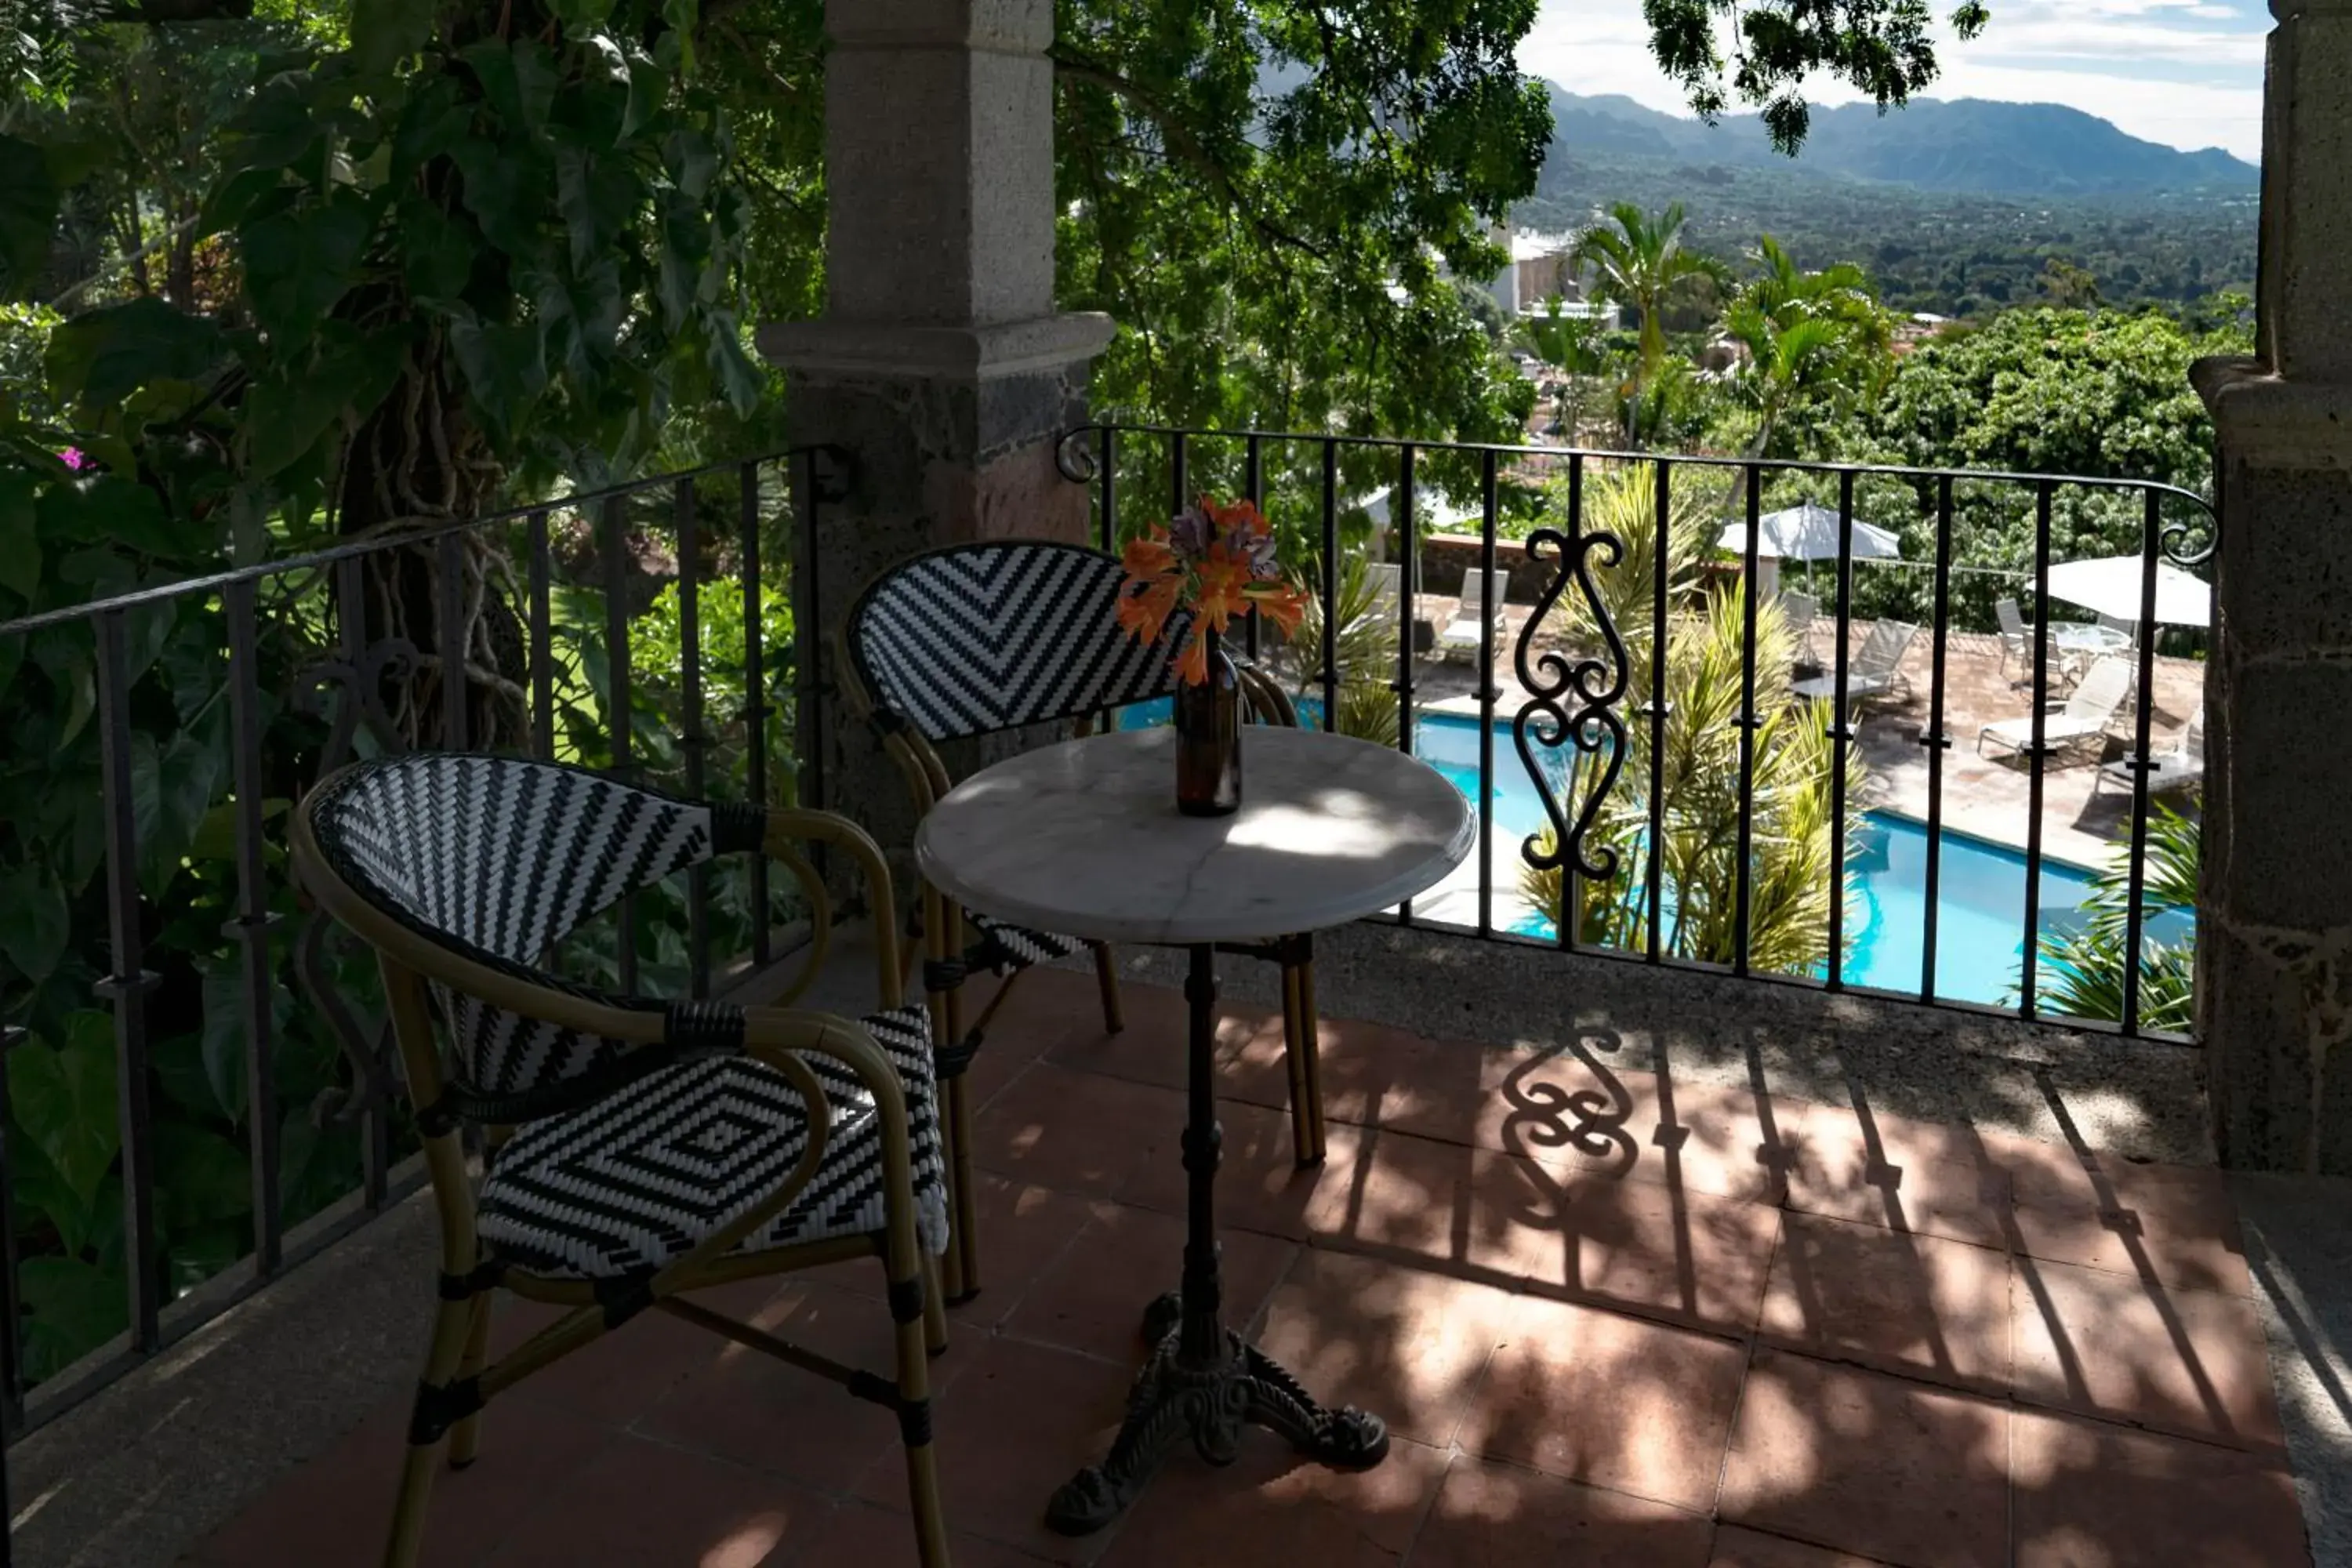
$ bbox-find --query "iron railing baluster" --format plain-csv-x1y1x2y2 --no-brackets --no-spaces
1920,474,1956,1004
1478,448,1499,938
740,461,771,964
1245,436,1264,662
1396,444,1417,925
678,477,710,996
0,1025,27,1437
95,611,162,1352
1320,440,1338,732
1734,465,1763,976
528,508,553,759
1100,426,1118,554
2122,489,2165,1034
1562,452,1584,953
1646,459,1670,963
601,494,637,990
223,581,282,1278
1826,470,1856,989
2020,481,2056,1019
435,529,467,750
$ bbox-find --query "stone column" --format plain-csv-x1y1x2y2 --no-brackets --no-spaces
759,0,1114,871
2192,0,2352,1172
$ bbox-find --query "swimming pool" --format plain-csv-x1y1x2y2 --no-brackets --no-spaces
1114,699,2190,1005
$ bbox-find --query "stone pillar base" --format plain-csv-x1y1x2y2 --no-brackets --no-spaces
761,313,1117,881
2194,357,2352,1173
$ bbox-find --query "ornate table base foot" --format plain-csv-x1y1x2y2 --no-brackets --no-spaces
1044,1304,1389,1537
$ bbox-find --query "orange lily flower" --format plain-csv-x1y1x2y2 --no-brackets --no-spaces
1122,529,1177,580
1192,554,1252,633
1171,626,1210,687
1115,576,1181,645
1247,582,1309,636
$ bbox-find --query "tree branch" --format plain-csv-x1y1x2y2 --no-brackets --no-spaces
1049,47,1331,264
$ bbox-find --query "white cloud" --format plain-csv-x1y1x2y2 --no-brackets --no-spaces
1518,0,2267,160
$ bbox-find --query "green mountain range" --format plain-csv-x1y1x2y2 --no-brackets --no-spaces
1538,88,2256,199
1515,87,2257,318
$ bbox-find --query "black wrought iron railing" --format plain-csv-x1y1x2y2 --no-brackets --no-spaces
1059,423,2216,1042
0,448,839,1530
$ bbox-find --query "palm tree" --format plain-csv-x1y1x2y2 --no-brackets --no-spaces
2026,804,2199,1030
1719,236,1893,464
1571,201,1728,436
1282,551,1403,748
1522,469,1866,971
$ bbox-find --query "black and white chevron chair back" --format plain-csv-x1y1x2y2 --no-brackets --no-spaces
844,541,1187,742
307,754,738,1099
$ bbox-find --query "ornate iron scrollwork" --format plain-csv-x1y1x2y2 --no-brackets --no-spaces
1054,426,1101,484
2160,503,2218,570
1513,524,1632,883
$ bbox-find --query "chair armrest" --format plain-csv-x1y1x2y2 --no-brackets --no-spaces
751,808,906,1014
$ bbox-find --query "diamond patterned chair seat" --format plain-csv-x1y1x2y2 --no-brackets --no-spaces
969,913,1083,972
477,1004,949,1279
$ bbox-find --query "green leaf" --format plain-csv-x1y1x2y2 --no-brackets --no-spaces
9,1133,99,1255
154,1121,253,1231
351,0,441,76
10,1011,121,1208
45,299,225,410
241,194,375,343
399,201,477,303
20,1256,127,1381
446,311,548,435
198,960,252,1124
0,861,69,983
460,38,561,134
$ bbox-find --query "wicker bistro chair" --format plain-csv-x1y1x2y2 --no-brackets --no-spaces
291,753,956,1568
837,539,1327,1303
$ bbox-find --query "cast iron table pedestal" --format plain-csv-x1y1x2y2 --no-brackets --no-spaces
1043,942,1388,1534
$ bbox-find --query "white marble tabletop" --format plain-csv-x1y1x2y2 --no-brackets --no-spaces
914,726,1477,946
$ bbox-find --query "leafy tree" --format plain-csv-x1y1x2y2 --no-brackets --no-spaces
1520,295,1610,445
1643,0,1991,151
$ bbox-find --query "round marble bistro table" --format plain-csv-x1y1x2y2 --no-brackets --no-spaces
916,724,1475,1535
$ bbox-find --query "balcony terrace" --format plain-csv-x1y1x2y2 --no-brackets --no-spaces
6,938,2347,1567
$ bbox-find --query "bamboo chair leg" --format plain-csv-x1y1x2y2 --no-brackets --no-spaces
1279,956,1313,1167
1292,940,1328,1165
445,1293,495,1468
891,1265,952,1566
949,1075,982,1301
380,1295,474,1568
920,1249,950,1357
935,970,973,1305
1091,942,1124,1034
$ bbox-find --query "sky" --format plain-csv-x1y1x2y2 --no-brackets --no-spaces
1516,0,2270,162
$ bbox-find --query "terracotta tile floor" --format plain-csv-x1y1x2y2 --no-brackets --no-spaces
185,969,2306,1568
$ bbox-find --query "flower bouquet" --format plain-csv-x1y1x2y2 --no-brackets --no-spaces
1116,496,1308,815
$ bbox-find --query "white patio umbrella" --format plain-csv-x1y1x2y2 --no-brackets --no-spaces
2045,555,2211,628
1717,501,1902,600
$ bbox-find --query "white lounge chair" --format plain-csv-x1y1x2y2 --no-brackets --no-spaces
1781,591,1820,672
1367,561,1404,622
2095,704,2204,796
1995,597,2030,675
1977,655,2132,760
1438,568,1508,662
1791,619,1918,705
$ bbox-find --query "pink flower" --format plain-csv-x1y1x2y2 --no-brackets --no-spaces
58,447,85,471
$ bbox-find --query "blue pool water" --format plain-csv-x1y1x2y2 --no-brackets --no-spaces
1112,700,2190,1004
